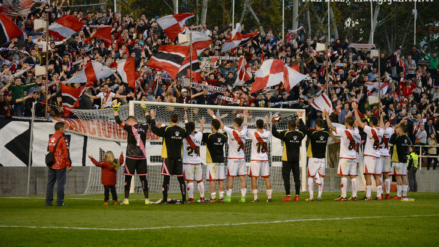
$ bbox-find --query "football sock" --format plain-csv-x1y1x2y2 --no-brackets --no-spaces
219,191,224,199
341,177,347,198
187,183,194,199
177,176,186,202
241,188,247,197
385,179,391,194
308,178,314,198
397,185,402,197
352,178,357,198
402,185,408,197
198,182,205,198
211,192,216,200
282,172,290,196
124,175,132,199
318,179,324,198
226,189,232,197
294,180,301,196
253,190,258,200
267,189,272,199
139,176,149,199
162,176,170,202
366,185,372,198
377,185,382,198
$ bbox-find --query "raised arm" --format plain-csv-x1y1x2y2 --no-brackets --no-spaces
111,100,122,122
379,113,385,129
243,108,248,126
0,81,11,93
352,102,365,129
84,91,99,100
324,109,335,131
271,117,284,140
265,115,270,131
207,108,225,128
149,109,167,137
199,117,205,133
330,130,340,143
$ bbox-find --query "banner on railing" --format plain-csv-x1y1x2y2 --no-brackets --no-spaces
190,83,226,93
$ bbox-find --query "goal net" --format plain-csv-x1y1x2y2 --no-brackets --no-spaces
73,102,307,195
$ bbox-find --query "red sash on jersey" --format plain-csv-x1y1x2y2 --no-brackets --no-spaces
185,136,200,156
254,132,267,153
233,131,245,152
345,130,356,151
371,129,380,150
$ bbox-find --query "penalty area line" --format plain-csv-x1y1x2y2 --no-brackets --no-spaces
0,214,438,231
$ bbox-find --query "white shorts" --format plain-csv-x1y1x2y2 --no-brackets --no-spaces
392,162,407,176
183,164,203,182
307,158,326,177
381,156,392,174
206,163,225,181
248,161,270,177
337,158,357,176
364,156,380,175
227,159,246,177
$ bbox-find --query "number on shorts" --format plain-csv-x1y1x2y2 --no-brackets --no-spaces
348,140,356,150
256,142,268,153
187,146,200,156
237,142,244,152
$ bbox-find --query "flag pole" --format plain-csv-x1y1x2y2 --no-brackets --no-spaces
189,32,193,99
45,12,50,119
325,40,329,95
378,48,381,114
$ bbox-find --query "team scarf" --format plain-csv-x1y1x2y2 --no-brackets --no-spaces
191,83,226,93
0,48,29,56
217,95,240,104
254,132,267,153
269,100,298,107
185,135,200,157
232,130,245,153
132,125,147,159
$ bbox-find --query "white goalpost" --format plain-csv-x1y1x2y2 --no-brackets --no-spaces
74,102,307,195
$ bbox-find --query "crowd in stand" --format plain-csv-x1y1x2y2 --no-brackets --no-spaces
0,2,438,168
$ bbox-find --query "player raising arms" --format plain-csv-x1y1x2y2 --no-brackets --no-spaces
147,109,192,204
208,109,248,203
112,100,150,205
353,102,384,200
389,120,412,199
202,115,228,203
298,110,329,202
247,115,272,202
183,117,205,203
272,114,305,202
324,109,361,201
378,115,394,199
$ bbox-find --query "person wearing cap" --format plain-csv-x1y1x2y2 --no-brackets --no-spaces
175,87,191,104
408,45,421,66
0,92,32,117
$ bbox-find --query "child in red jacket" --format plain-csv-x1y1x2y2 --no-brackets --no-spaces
89,151,124,205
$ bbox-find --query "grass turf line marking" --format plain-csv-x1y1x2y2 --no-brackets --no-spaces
0,214,437,231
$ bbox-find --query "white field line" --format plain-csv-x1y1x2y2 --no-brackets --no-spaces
0,214,437,231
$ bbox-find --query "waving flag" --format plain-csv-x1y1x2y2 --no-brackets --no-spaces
234,56,252,86
0,13,24,45
283,65,307,92
0,0,32,16
49,15,85,40
147,45,189,79
66,61,113,83
251,59,284,94
221,23,258,52
180,30,213,55
116,58,136,93
61,83,94,116
311,93,333,113
367,82,389,96
84,27,112,47
157,13,194,42
177,47,201,82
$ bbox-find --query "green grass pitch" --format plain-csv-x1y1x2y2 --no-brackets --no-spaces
1,192,438,246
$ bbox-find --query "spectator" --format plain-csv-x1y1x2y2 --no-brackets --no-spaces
338,103,350,123
46,122,72,207
427,133,437,170
407,146,418,192
405,55,416,79
421,49,438,76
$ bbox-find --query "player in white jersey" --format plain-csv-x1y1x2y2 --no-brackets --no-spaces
353,103,384,200
325,110,361,201
183,117,205,203
378,115,394,199
247,115,272,202
207,109,248,203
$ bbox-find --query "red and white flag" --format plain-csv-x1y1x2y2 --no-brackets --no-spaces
179,30,213,55
0,13,24,45
61,82,94,116
221,23,258,53
66,61,114,83
283,65,307,92
84,27,112,47
49,15,85,40
234,56,252,86
288,26,306,33
367,82,389,96
157,13,194,42
311,93,333,113
147,45,189,79
251,59,284,94
116,58,136,93
177,47,201,82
